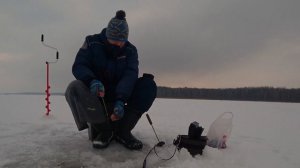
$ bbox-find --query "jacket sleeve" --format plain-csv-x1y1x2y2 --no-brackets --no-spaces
115,46,139,102
72,38,96,86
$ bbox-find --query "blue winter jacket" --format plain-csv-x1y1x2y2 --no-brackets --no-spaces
72,29,139,102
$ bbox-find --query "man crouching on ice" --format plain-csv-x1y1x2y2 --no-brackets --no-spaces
65,10,157,150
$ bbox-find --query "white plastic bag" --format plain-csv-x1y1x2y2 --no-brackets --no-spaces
207,112,233,149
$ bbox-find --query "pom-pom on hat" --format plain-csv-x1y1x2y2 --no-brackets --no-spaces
106,10,129,42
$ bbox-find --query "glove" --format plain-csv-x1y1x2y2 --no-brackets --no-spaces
89,80,105,97
111,100,124,121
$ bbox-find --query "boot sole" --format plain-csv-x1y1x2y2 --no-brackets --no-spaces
92,134,114,149
92,143,110,149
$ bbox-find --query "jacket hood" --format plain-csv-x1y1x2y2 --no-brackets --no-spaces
99,28,108,41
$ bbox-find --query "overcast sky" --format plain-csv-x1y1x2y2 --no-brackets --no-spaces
1,0,300,92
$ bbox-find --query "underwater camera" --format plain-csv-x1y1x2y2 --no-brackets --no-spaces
173,121,207,156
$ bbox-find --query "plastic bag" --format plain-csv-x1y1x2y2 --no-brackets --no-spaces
207,112,233,149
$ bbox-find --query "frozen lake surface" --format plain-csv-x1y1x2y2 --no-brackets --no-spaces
0,95,299,168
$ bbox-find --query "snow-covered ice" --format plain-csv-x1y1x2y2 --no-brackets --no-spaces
0,94,300,168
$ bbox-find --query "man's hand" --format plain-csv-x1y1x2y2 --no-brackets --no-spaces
110,113,119,121
111,100,124,121
90,80,105,97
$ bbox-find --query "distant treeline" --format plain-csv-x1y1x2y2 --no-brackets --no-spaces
2,87,299,103
157,87,300,103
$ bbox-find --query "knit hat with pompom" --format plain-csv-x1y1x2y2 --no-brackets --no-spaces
106,10,129,42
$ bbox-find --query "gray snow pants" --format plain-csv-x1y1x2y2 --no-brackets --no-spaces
65,80,107,131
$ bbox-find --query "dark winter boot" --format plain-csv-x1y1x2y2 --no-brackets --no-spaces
92,130,114,149
89,122,114,149
115,111,143,150
88,123,97,141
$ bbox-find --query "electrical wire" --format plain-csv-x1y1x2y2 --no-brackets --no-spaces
153,143,177,161
142,136,182,168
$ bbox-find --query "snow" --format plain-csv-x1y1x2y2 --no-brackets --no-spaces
0,94,300,168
